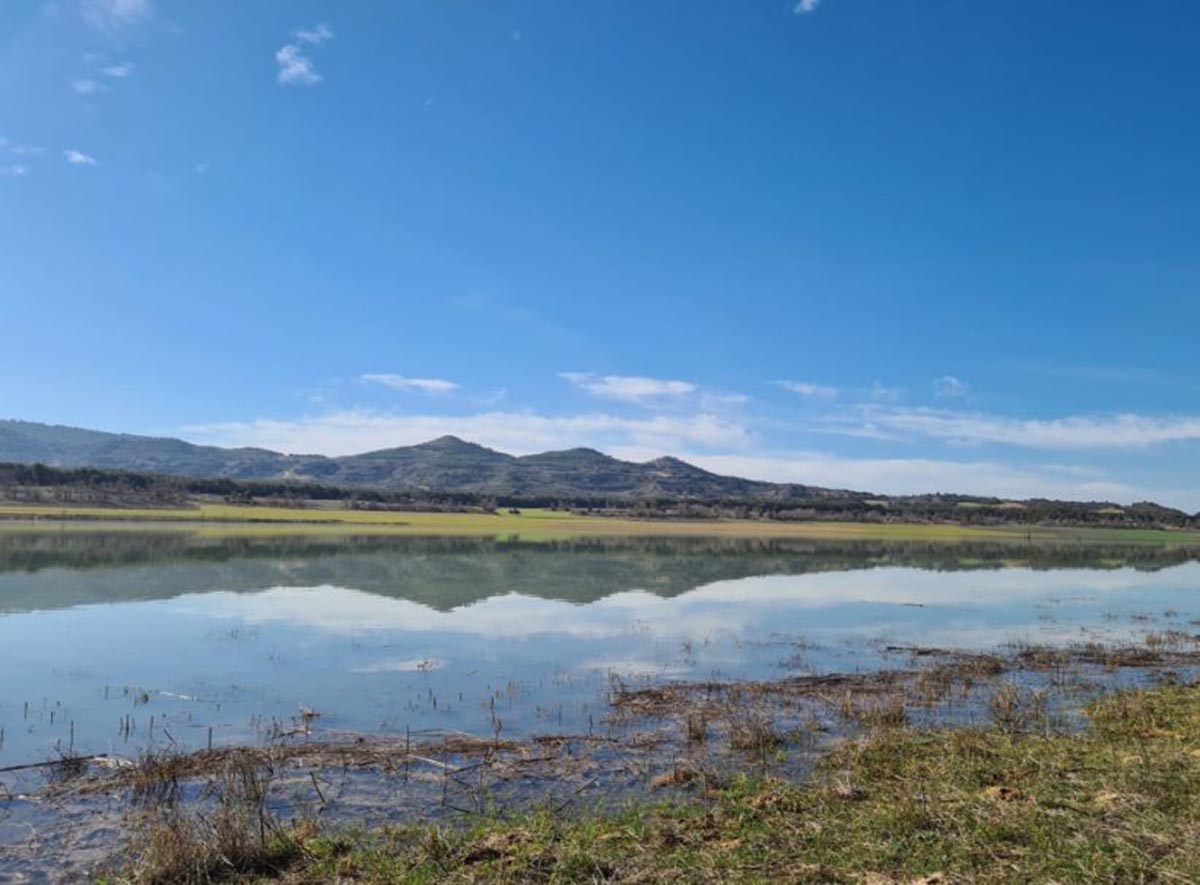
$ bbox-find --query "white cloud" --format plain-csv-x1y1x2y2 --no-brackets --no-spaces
63,149,98,166
851,407,1200,451
682,451,1195,508
475,387,509,407
194,163,209,174
561,372,696,403
71,78,104,95
182,408,751,459
932,375,970,399
176,564,1200,649
777,380,838,399
794,0,820,13
295,23,334,45
82,0,151,32
361,374,460,395
276,44,321,86
702,392,750,407
178,400,1200,509
277,23,333,86
10,144,45,157
0,164,29,178
101,62,135,78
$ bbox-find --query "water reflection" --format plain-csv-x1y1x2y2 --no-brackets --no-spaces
1,530,1198,612
0,531,1198,771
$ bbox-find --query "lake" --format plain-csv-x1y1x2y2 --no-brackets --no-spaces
2,530,1199,771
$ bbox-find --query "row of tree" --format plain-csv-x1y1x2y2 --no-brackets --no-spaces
0,462,1193,528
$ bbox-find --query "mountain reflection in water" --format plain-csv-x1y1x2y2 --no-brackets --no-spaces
0,529,1198,769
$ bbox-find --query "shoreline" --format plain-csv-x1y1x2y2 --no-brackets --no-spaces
1,504,1198,545
254,680,1200,883
15,638,1200,882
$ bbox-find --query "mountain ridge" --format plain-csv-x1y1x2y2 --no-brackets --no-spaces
0,419,831,501
0,420,1191,524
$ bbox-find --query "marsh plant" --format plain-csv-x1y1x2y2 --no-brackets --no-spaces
122,751,298,884
987,681,1048,732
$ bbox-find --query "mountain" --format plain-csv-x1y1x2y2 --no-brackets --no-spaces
0,419,295,478
0,419,827,500
2,420,1194,525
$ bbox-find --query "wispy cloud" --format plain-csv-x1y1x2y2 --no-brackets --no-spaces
82,0,152,32
183,404,1197,508
561,372,696,404
843,407,1200,450
932,375,970,399
682,451,1192,508
776,380,838,399
361,374,460,395
71,78,104,95
63,149,98,166
276,45,321,86
793,0,821,13
702,392,750,408
277,24,333,87
183,408,750,458
3,140,41,177
177,394,1200,509
101,62,135,78
295,23,334,45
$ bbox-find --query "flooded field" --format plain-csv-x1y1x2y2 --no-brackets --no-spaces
2,530,1200,879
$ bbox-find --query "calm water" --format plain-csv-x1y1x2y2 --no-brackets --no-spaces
1,531,1199,769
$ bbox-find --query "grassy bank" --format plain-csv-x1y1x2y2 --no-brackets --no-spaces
109,681,1200,883
2,502,1198,544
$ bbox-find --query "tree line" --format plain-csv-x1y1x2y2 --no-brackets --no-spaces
0,462,1193,529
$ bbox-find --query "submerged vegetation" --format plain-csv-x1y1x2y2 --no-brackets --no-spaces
96,680,1200,883
7,628,1192,881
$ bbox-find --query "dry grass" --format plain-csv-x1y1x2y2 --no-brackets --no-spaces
986,681,1048,732
837,691,908,730
123,754,302,885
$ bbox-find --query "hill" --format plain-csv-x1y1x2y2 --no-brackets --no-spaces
0,420,824,500
0,420,1193,528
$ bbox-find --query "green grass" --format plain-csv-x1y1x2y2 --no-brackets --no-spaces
1,502,1198,544
107,682,1200,883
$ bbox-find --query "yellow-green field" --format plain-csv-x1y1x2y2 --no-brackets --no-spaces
0,502,1197,544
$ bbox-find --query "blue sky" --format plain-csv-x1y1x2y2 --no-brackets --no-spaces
2,0,1199,508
